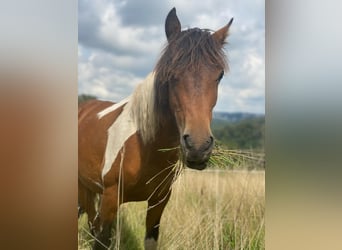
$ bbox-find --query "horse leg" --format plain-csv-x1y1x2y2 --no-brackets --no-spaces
93,185,118,250
145,192,171,250
78,180,98,234
78,180,86,218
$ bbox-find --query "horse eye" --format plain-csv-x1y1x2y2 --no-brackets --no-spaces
216,71,224,83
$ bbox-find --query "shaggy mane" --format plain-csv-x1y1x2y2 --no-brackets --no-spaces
130,73,157,145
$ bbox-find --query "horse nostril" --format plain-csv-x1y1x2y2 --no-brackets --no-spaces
205,136,214,150
183,134,193,149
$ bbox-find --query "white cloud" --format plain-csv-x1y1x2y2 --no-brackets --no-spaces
99,4,162,55
78,46,144,101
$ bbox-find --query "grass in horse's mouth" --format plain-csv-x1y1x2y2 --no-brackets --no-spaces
158,143,264,170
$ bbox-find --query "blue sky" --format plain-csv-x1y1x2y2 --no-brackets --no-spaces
78,0,265,114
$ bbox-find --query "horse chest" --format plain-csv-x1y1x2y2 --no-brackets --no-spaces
125,168,176,202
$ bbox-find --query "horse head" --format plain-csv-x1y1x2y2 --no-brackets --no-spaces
155,8,233,170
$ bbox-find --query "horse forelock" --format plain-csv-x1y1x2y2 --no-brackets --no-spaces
154,28,228,84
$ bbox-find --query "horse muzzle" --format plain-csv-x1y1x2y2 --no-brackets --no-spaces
181,134,214,170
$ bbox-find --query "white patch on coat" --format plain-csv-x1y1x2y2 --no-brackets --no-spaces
98,73,158,181
101,100,137,180
144,238,157,250
97,96,130,119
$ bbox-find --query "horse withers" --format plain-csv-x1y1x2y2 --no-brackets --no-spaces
78,7,233,250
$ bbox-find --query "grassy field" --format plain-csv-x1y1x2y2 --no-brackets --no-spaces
78,169,265,250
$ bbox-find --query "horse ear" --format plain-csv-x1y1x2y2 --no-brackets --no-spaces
165,7,181,41
212,18,234,45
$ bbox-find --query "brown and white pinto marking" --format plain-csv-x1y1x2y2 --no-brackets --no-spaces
78,8,233,250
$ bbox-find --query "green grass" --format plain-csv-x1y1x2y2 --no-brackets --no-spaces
78,170,265,250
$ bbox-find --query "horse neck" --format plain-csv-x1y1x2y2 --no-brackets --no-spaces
131,73,180,149
154,111,179,149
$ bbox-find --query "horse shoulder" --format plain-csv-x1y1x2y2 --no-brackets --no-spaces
102,132,143,189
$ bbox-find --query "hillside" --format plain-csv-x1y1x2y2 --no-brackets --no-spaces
212,112,265,150
213,111,263,123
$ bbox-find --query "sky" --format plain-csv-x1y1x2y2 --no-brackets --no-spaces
78,0,265,114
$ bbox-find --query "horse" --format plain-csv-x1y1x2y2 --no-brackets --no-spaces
78,7,233,250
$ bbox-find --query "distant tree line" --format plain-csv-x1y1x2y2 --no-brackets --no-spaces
212,117,265,150
78,94,97,104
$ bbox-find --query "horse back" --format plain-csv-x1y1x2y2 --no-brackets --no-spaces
78,99,124,193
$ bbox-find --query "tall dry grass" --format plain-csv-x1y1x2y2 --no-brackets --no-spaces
78,170,265,250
